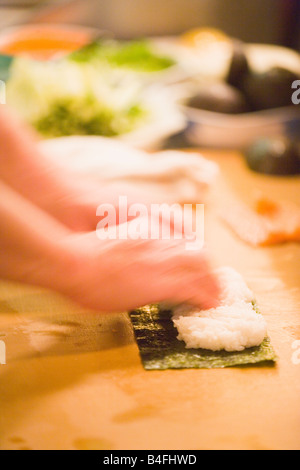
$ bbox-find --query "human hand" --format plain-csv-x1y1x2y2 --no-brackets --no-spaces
0,179,219,313
57,215,220,312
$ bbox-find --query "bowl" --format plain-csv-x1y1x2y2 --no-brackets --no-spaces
0,23,101,60
184,106,300,149
179,43,300,148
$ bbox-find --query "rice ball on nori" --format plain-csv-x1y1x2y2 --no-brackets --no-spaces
172,267,267,352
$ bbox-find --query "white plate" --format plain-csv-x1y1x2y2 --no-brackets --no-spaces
118,85,186,151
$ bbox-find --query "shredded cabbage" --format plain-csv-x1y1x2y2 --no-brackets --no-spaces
7,58,149,138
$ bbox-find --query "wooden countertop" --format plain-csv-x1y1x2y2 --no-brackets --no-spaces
0,150,299,450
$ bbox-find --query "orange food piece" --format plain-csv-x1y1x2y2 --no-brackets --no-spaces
0,26,93,60
181,28,229,48
223,197,300,246
255,198,279,216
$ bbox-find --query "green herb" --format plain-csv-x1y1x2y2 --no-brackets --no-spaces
71,40,176,72
129,304,277,370
34,96,146,138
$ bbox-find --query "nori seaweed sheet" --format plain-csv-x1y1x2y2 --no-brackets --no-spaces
129,304,277,370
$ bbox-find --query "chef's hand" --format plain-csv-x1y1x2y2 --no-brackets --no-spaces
58,215,220,312
0,182,219,312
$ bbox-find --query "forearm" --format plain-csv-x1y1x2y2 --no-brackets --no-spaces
0,107,155,232
0,180,73,292
0,107,78,210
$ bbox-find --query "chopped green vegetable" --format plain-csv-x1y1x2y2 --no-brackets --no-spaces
70,39,176,72
34,97,145,138
7,58,149,138
129,304,277,370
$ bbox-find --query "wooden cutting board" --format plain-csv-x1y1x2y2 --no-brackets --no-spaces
0,150,299,450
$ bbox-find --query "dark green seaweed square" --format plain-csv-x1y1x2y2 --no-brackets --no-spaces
129,304,277,370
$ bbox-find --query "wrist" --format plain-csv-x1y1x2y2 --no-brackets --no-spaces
44,234,94,304
32,236,79,296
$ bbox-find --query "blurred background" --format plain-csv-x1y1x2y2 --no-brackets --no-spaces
0,0,299,49
1,0,300,152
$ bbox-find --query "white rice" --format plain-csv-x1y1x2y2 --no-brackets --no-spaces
172,267,267,352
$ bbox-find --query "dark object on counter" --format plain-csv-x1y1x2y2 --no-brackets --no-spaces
242,67,300,111
188,82,249,114
245,138,300,176
227,40,251,90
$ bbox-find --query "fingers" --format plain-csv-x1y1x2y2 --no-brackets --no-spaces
123,223,220,310
63,225,220,313
135,237,220,310
157,243,220,310
172,265,220,310
182,274,220,310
